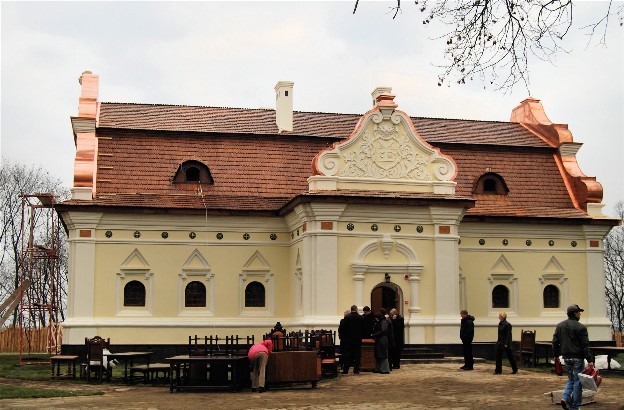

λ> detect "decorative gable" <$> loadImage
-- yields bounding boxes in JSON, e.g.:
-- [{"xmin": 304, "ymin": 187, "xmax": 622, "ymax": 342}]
[{"xmin": 309, "ymin": 91, "xmax": 457, "ymax": 194}]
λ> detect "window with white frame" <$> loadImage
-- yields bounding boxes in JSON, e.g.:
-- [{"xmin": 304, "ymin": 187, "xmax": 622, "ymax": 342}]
[
  {"xmin": 116, "ymin": 249, "xmax": 153, "ymax": 316},
  {"xmin": 239, "ymin": 251, "xmax": 274, "ymax": 316},
  {"xmin": 178, "ymin": 249, "xmax": 214, "ymax": 316},
  {"xmin": 487, "ymin": 273, "xmax": 518, "ymax": 316}
]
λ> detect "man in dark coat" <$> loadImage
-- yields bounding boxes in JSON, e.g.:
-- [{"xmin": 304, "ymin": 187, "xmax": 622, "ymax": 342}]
[
  {"xmin": 390, "ymin": 308, "xmax": 405, "ymax": 369},
  {"xmin": 361, "ymin": 306, "xmax": 375, "ymax": 338},
  {"xmin": 460, "ymin": 309, "xmax": 475, "ymax": 370},
  {"xmin": 341, "ymin": 305, "xmax": 364, "ymax": 374},
  {"xmin": 494, "ymin": 311, "xmax": 518, "ymax": 374},
  {"xmin": 552, "ymin": 304, "xmax": 594, "ymax": 410}
]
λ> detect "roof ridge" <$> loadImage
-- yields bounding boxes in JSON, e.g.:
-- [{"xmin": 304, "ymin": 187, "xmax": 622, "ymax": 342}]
[{"xmin": 101, "ymin": 102, "xmax": 512, "ymax": 124}]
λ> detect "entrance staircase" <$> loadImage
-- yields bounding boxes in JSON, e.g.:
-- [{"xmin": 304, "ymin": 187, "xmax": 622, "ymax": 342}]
[{"xmin": 400, "ymin": 346, "xmax": 485, "ymax": 365}]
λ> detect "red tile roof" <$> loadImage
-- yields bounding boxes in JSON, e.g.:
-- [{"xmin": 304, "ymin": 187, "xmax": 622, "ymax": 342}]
[{"xmin": 58, "ymin": 102, "xmax": 594, "ymax": 220}]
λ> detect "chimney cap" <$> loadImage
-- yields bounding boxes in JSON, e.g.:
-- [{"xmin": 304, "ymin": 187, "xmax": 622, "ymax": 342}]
[{"xmin": 274, "ymin": 81, "xmax": 294, "ymax": 91}]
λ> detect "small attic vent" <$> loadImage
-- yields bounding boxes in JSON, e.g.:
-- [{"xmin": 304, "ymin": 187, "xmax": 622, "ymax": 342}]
[
  {"xmin": 174, "ymin": 160, "xmax": 213, "ymax": 184},
  {"xmin": 473, "ymin": 172, "xmax": 508, "ymax": 195}
]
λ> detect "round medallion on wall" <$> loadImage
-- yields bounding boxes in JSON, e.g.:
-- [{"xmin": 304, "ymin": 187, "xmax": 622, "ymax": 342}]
[
  {"xmin": 216, "ymin": 233, "xmax": 223, "ymax": 240},
  {"xmin": 548, "ymin": 240, "xmax": 554, "ymax": 246},
  {"xmin": 394, "ymin": 225, "xmax": 401, "ymax": 232},
  {"xmin": 105, "ymin": 230, "xmax": 113, "ymax": 238},
  {"xmin": 133, "ymin": 231, "xmax": 141, "ymax": 238},
  {"xmin": 571, "ymin": 240, "xmax": 577, "ymax": 247},
  {"xmin": 243, "ymin": 233, "xmax": 250, "ymax": 240},
  {"xmin": 479, "ymin": 239, "xmax": 485, "ymax": 245},
  {"xmin": 371, "ymin": 224, "xmax": 378, "ymax": 232},
  {"xmin": 161, "ymin": 232, "xmax": 169, "ymax": 239},
  {"xmin": 270, "ymin": 233, "xmax": 277, "ymax": 240},
  {"xmin": 347, "ymin": 223, "xmax": 354, "ymax": 231},
  {"xmin": 416, "ymin": 225, "xmax": 424, "ymax": 233},
  {"xmin": 526, "ymin": 240, "xmax": 532, "ymax": 246},
  {"xmin": 502, "ymin": 239, "xmax": 508, "ymax": 246},
  {"xmin": 189, "ymin": 232, "xmax": 196, "ymax": 239}
]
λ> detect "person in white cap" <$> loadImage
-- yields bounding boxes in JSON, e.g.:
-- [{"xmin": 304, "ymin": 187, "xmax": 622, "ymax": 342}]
[{"xmin": 552, "ymin": 304, "xmax": 594, "ymax": 410}]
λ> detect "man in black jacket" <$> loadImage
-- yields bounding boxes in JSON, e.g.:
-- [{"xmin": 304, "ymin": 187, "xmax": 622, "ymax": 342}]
[
  {"xmin": 494, "ymin": 311, "xmax": 518, "ymax": 374},
  {"xmin": 341, "ymin": 305, "xmax": 364, "ymax": 374},
  {"xmin": 552, "ymin": 304, "xmax": 594, "ymax": 410},
  {"xmin": 460, "ymin": 309, "xmax": 475, "ymax": 370},
  {"xmin": 390, "ymin": 308, "xmax": 405, "ymax": 369}
]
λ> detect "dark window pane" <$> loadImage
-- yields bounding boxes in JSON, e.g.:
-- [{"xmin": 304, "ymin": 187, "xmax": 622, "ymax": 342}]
[
  {"xmin": 543, "ymin": 285, "xmax": 560, "ymax": 308},
  {"xmin": 245, "ymin": 281, "xmax": 265, "ymax": 307},
  {"xmin": 185, "ymin": 281, "xmax": 206, "ymax": 307},
  {"xmin": 185, "ymin": 167, "xmax": 200, "ymax": 182},
  {"xmin": 124, "ymin": 280, "xmax": 145, "ymax": 306},
  {"xmin": 492, "ymin": 285, "xmax": 509, "ymax": 308},
  {"xmin": 483, "ymin": 178, "xmax": 497, "ymax": 192}
]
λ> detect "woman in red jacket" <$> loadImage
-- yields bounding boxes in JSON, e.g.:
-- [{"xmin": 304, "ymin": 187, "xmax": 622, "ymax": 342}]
[{"xmin": 248, "ymin": 339, "xmax": 273, "ymax": 392}]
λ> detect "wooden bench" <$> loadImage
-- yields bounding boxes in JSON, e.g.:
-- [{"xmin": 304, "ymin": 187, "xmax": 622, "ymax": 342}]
[
  {"xmin": 130, "ymin": 363, "xmax": 170, "ymax": 383},
  {"xmin": 51, "ymin": 355, "xmax": 79, "ymax": 379}
]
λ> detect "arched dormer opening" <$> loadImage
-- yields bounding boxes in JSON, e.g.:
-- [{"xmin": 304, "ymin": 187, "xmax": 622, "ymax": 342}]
[
  {"xmin": 173, "ymin": 160, "xmax": 213, "ymax": 185},
  {"xmin": 473, "ymin": 172, "xmax": 509, "ymax": 195}
]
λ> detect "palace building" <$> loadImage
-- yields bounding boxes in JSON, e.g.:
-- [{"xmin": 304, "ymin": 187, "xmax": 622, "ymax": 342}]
[{"xmin": 57, "ymin": 72, "xmax": 617, "ymax": 348}]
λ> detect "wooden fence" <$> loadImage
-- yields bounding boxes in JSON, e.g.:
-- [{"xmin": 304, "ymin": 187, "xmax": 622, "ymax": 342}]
[{"xmin": 0, "ymin": 326, "xmax": 59, "ymax": 352}]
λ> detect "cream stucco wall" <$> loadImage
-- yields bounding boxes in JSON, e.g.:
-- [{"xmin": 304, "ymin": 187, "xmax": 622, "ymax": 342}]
[{"xmin": 61, "ymin": 206, "xmax": 612, "ymax": 346}]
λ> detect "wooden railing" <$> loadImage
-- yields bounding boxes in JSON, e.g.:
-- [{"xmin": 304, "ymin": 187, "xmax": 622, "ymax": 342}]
[{"xmin": 0, "ymin": 326, "xmax": 59, "ymax": 352}]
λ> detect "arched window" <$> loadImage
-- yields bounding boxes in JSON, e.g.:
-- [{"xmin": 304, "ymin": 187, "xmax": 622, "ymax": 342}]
[
  {"xmin": 185, "ymin": 281, "xmax": 206, "ymax": 307},
  {"xmin": 245, "ymin": 281, "xmax": 265, "ymax": 307},
  {"xmin": 124, "ymin": 280, "xmax": 146, "ymax": 307},
  {"xmin": 492, "ymin": 284, "xmax": 509, "ymax": 308},
  {"xmin": 474, "ymin": 173, "xmax": 509, "ymax": 195},
  {"xmin": 543, "ymin": 285, "xmax": 560, "ymax": 308},
  {"xmin": 173, "ymin": 160, "xmax": 213, "ymax": 184}
]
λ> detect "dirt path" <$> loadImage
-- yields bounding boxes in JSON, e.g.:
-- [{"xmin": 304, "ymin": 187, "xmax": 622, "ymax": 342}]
[{"xmin": 1, "ymin": 363, "xmax": 623, "ymax": 409}]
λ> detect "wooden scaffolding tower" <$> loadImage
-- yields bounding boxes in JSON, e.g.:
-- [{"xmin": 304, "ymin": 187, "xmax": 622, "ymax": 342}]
[{"xmin": 18, "ymin": 193, "xmax": 62, "ymax": 364}]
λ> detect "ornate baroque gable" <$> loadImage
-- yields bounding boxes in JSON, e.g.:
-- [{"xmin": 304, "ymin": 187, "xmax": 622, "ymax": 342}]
[{"xmin": 309, "ymin": 91, "xmax": 457, "ymax": 194}]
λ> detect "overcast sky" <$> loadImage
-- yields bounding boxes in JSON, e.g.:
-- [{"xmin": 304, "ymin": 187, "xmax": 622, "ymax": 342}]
[{"xmin": 1, "ymin": 1, "xmax": 622, "ymax": 216}]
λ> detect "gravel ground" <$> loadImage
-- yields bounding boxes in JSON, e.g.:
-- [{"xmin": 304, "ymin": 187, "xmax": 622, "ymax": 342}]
[{"xmin": 1, "ymin": 363, "xmax": 623, "ymax": 409}]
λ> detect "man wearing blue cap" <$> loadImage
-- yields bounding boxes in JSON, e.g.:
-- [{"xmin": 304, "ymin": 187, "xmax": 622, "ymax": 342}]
[{"xmin": 552, "ymin": 304, "xmax": 594, "ymax": 410}]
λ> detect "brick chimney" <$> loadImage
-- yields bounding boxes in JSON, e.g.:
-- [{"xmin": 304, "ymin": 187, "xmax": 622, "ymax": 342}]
[{"xmin": 274, "ymin": 81, "xmax": 293, "ymax": 132}]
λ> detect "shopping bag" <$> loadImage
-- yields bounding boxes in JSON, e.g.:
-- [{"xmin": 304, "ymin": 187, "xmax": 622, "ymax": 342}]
[{"xmin": 582, "ymin": 366, "xmax": 602, "ymax": 388}]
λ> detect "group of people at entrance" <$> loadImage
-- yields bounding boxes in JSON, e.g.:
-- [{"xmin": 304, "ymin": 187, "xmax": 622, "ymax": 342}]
[
  {"xmin": 461, "ymin": 305, "xmax": 593, "ymax": 410},
  {"xmin": 338, "ymin": 305, "xmax": 404, "ymax": 374}
]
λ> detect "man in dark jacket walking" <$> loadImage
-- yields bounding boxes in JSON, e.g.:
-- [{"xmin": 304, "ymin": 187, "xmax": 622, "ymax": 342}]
[
  {"xmin": 552, "ymin": 304, "xmax": 594, "ymax": 410},
  {"xmin": 494, "ymin": 311, "xmax": 518, "ymax": 374},
  {"xmin": 460, "ymin": 309, "xmax": 475, "ymax": 370},
  {"xmin": 341, "ymin": 305, "xmax": 364, "ymax": 374}
]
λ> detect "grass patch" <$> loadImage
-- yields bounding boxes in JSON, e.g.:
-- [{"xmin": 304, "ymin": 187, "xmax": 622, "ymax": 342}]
[
  {"xmin": 0, "ymin": 385, "xmax": 103, "ymax": 399},
  {"xmin": 0, "ymin": 354, "xmax": 106, "ymax": 399},
  {"xmin": 0, "ymin": 354, "xmax": 53, "ymax": 381}
]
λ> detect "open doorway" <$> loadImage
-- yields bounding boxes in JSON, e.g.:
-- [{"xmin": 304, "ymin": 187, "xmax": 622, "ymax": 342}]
[{"xmin": 371, "ymin": 282, "xmax": 403, "ymax": 315}]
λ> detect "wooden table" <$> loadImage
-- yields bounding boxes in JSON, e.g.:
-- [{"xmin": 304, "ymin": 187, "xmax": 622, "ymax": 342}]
[
  {"xmin": 590, "ymin": 346, "xmax": 624, "ymax": 370},
  {"xmin": 50, "ymin": 355, "xmax": 79, "ymax": 379},
  {"xmin": 534, "ymin": 342, "xmax": 553, "ymax": 366},
  {"xmin": 105, "ymin": 351, "xmax": 153, "ymax": 382},
  {"xmin": 166, "ymin": 355, "xmax": 250, "ymax": 392},
  {"xmin": 266, "ymin": 350, "xmax": 320, "ymax": 388}
]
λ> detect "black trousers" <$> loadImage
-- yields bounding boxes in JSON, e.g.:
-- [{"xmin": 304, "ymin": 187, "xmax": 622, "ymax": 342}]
[
  {"xmin": 390, "ymin": 346, "xmax": 403, "ymax": 369},
  {"xmin": 495, "ymin": 343, "xmax": 518, "ymax": 373},
  {"xmin": 342, "ymin": 341, "xmax": 362, "ymax": 373},
  {"xmin": 462, "ymin": 341, "xmax": 473, "ymax": 368}
]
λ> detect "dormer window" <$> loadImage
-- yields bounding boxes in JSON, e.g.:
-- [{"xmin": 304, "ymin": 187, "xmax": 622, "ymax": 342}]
[
  {"xmin": 473, "ymin": 172, "xmax": 508, "ymax": 195},
  {"xmin": 173, "ymin": 160, "xmax": 213, "ymax": 185}
]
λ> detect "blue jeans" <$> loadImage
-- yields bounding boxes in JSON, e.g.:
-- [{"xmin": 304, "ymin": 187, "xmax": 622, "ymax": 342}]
[{"xmin": 563, "ymin": 358, "xmax": 584, "ymax": 409}]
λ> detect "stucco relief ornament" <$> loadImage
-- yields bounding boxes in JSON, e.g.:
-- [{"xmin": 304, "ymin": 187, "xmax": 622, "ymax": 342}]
[{"xmin": 341, "ymin": 122, "xmax": 431, "ymax": 180}]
